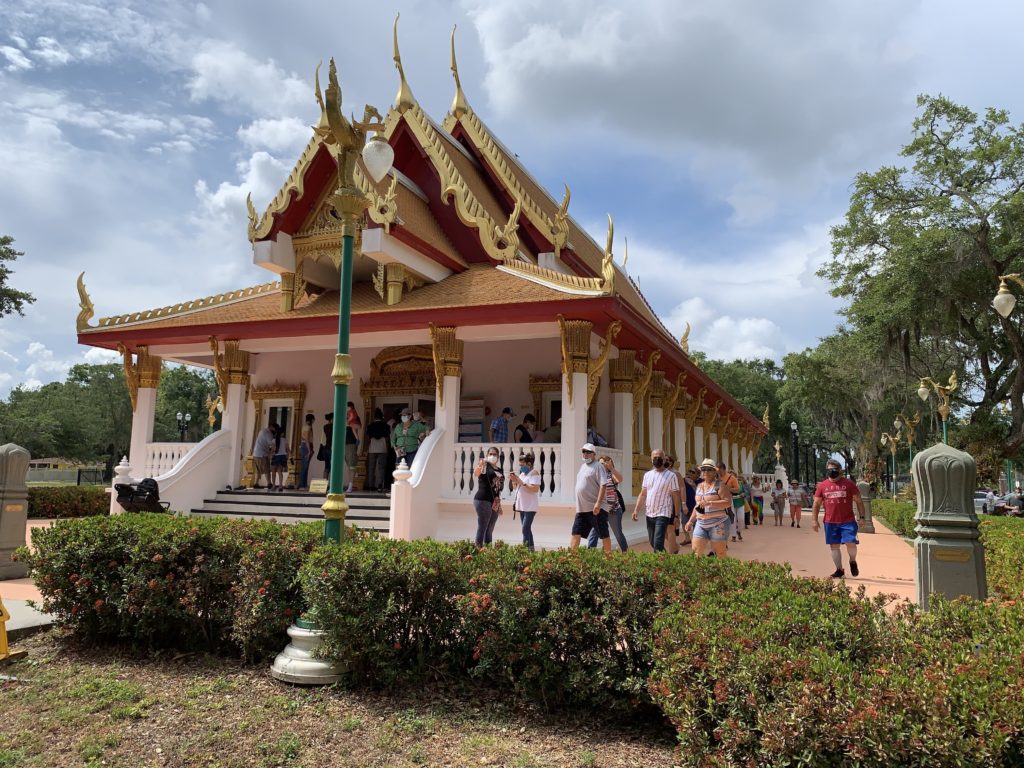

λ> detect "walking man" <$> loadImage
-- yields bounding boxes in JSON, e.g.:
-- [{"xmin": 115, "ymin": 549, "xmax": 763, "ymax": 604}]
[
  {"xmin": 570, "ymin": 442, "xmax": 621, "ymax": 551},
  {"xmin": 632, "ymin": 449, "xmax": 681, "ymax": 552},
  {"xmin": 812, "ymin": 458, "xmax": 866, "ymax": 578}
]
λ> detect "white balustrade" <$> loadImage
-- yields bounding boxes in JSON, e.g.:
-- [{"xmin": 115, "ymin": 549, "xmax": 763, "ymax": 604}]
[
  {"xmin": 143, "ymin": 442, "xmax": 196, "ymax": 478},
  {"xmin": 447, "ymin": 442, "xmax": 562, "ymax": 501}
]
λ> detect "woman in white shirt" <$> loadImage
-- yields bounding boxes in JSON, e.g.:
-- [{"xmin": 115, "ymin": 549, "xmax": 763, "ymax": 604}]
[{"xmin": 510, "ymin": 451, "xmax": 541, "ymax": 551}]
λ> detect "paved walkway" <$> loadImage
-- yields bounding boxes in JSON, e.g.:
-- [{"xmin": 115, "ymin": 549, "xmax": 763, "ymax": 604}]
[
  {"xmin": 636, "ymin": 513, "xmax": 917, "ymax": 602},
  {"xmin": 1, "ymin": 521, "xmax": 54, "ymax": 637}
]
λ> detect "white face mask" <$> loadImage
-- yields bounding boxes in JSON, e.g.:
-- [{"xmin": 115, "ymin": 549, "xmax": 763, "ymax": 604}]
[
  {"xmin": 401, "ymin": 415, "xmax": 410, "ymax": 423},
  {"xmin": 583, "ymin": 457, "xmax": 594, "ymax": 465},
  {"xmin": 486, "ymin": 455, "xmax": 499, "ymax": 465}
]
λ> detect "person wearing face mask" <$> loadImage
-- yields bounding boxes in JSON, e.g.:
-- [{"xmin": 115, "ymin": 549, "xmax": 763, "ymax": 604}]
[
  {"xmin": 632, "ymin": 449, "xmax": 681, "ymax": 552},
  {"xmin": 510, "ymin": 451, "xmax": 541, "ymax": 550},
  {"xmin": 770, "ymin": 479, "xmax": 787, "ymax": 526},
  {"xmin": 570, "ymin": 442, "xmax": 621, "ymax": 551},
  {"xmin": 392, "ymin": 407, "xmax": 427, "ymax": 468},
  {"xmin": 472, "ymin": 447, "xmax": 505, "ymax": 547},
  {"xmin": 812, "ymin": 458, "xmax": 865, "ymax": 578}
]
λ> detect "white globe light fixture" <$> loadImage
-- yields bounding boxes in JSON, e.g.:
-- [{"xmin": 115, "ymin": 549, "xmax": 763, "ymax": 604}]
[
  {"xmin": 361, "ymin": 134, "xmax": 395, "ymax": 184},
  {"xmin": 993, "ymin": 278, "xmax": 1017, "ymax": 318},
  {"xmin": 917, "ymin": 381, "xmax": 931, "ymax": 402}
]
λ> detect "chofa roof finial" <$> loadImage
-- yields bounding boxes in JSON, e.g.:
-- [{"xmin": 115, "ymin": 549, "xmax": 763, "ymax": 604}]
[
  {"xmin": 450, "ymin": 25, "xmax": 469, "ymax": 119},
  {"xmin": 393, "ymin": 14, "xmax": 416, "ymax": 114}
]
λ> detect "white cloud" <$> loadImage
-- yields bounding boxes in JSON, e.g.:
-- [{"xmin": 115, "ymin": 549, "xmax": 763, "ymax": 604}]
[
  {"xmin": 188, "ymin": 41, "xmax": 310, "ymax": 117},
  {"xmin": 0, "ymin": 349, "xmax": 18, "ymax": 365},
  {"xmin": 26, "ymin": 341, "xmax": 50, "ymax": 358},
  {"xmin": 238, "ymin": 116, "xmax": 311, "ymax": 155},
  {"xmin": 32, "ymin": 36, "xmax": 72, "ymax": 66},
  {"xmin": 83, "ymin": 347, "xmax": 119, "ymax": 364},
  {"xmin": 1, "ymin": 46, "xmax": 32, "ymax": 71}
]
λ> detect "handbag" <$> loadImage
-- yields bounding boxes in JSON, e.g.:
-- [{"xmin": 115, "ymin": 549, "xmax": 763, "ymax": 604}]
[{"xmin": 316, "ymin": 444, "xmax": 326, "ymax": 461}]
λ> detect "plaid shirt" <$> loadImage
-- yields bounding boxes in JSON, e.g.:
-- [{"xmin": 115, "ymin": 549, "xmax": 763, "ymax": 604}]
[{"xmin": 490, "ymin": 416, "xmax": 508, "ymax": 443}]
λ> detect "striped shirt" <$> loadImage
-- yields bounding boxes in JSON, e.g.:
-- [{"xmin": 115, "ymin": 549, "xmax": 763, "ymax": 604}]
[{"xmin": 641, "ymin": 468, "xmax": 679, "ymax": 518}]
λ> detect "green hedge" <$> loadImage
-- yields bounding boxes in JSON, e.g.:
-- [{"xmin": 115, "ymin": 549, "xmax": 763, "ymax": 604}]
[
  {"xmin": 19, "ymin": 515, "xmax": 1024, "ymax": 764},
  {"xmin": 874, "ymin": 500, "xmax": 1024, "ymax": 599},
  {"xmin": 18, "ymin": 514, "xmax": 323, "ymax": 660},
  {"xmin": 28, "ymin": 485, "xmax": 109, "ymax": 519}
]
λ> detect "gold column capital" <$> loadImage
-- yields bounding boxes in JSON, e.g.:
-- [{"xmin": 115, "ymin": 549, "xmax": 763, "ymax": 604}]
[
  {"xmin": 118, "ymin": 343, "xmax": 162, "ymax": 412},
  {"xmin": 649, "ymin": 370, "xmax": 667, "ymax": 408},
  {"xmin": 557, "ymin": 315, "xmax": 593, "ymax": 405},
  {"xmin": 429, "ymin": 324, "xmax": 464, "ymax": 407},
  {"xmin": 587, "ymin": 320, "xmax": 621, "ymax": 406},
  {"xmin": 609, "ymin": 349, "xmax": 636, "ymax": 394}
]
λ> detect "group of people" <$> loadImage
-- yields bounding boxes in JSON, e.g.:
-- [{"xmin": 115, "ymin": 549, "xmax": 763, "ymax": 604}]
[
  {"xmin": 470, "ymin": 441, "xmax": 867, "ymax": 579},
  {"xmin": 251, "ymin": 402, "xmax": 432, "ymax": 493}
]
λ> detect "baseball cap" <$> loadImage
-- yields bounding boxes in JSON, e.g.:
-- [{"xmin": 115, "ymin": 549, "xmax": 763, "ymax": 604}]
[{"xmin": 581, "ymin": 442, "xmax": 596, "ymax": 453}]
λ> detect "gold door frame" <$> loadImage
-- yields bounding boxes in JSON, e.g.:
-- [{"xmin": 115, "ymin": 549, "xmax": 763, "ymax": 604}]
[{"xmin": 243, "ymin": 383, "xmax": 306, "ymax": 488}]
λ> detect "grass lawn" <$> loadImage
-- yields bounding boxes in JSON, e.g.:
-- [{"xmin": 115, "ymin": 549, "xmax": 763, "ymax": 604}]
[{"xmin": 0, "ymin": 630, "xmax": 677, "ymax": 768}]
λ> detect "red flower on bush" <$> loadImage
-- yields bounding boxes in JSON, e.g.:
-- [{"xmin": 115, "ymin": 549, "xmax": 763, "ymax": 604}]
[
  {"xmin": 148, "ymin": 579, "xmax": 158, "ymax": 590},
  {"xmin": 152, "ymin": 554, "xmax": 164, "ymax": 562},
  {"xmin": 94, "ymin": 599, "xmax": 105, "ymax": 609}
]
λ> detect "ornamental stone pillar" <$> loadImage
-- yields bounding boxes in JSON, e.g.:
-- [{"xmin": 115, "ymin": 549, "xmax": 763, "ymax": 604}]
[
  {"xmin": 731, "ymin": 440, "xmax": 740, "ymax": 475},
  {"xmin": 609, "ymin": 350, "xmax": 635, "ymax": 498},
  {"xmin": 558, "ymin": 317, "xmax": 592, "ymax": 501},
  {"xmin": 119, "ymin": 343, "xmax": 162, "ymax": 477},
  {"xmin": 211, "ymin": 338, "xmax": 251, "ymax": 489},
  {"xmin": 856, "ymin": 477, "xmax": 876, "ymax": 534},
  {"xmin": 912, "ymin": 443, "xmax": 987, "ymax": 609},
  {"xmin": 0, "ymin": 443, "xmax": 29, "ymax": 579}
]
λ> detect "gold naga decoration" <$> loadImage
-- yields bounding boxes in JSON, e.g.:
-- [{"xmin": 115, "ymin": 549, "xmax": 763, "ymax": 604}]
[
  {"xmin": 601, "ymin": 214, "xmax": 615, "ymax": 296},
  {"xmin": 774, "ymin": 439, "xmax": 783, "ymax": 463},
  {"xmin": 662, "ymin": 372, "xmax": 687, "ymax": 447},
  {"xmin": 587, "ymin": 320, "xmax": 622, "ymax": 407},
  {"xmin": 632, "ymin": 350, "xmax": 662, "ymax": 405},
  {"xmin": 762, "ymin": 403, "xmax": 770, "ymax": 432},
  {"xmin": 205, "ymin": 394, "xmax": 222, "ymax": 428},
  {"xmin": 920, "ymin": 373, "xmax": 958, "ymax": 422},
  {"xmin": 553, "ymin": 184, "xmax": 571, "ymax": 260},
  {"xmin": 428, "ymin": 324, "xmax": 464, "ymax": 408},
  {"xmin": 679, "ymin": 322, "xmax": 691, "ymax": 355},
  {"xmin": 116, "ymin": 343, "xmax": 162, "ymax": 412},
  {"xmin": 684, "ymin": 386, "xmax": 707, "ymax": 426},
  {"xmin": 209, "ymin": 337, "xmax": 250, "ymax": 409},
  {"xmin": 76, "ymin": 272, "xmax": 94, "ymax": 332},
  {"xmin": 210, "ymin": 336, "xmax": 229, "ymax": 408}
]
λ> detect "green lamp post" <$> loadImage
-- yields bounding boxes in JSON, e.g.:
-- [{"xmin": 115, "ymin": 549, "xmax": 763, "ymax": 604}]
[
  {"xmin": 315, "ymin": 59, "xmax": 395, "ymax": 543},
  {"xmin": 918, "ymin": 375, "xmax": 957, "ymax": 445}
]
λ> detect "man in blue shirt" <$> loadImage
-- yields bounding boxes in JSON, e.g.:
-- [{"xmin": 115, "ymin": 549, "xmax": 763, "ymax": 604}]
[{"xmin": 488, "ymin": 406, "xmax": 514, "ymax": 443}]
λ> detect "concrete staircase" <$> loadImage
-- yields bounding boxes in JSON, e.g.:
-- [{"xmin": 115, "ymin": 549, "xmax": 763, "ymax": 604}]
[{"xmin": 190, "ymin": 489, "xmax": 391, "ymax": 533}]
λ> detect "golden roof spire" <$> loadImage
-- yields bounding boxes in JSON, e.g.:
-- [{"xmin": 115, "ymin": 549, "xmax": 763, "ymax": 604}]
[
  {"xmin": 450, "ymin": 25, "xmax": 469, "ymax": 119},
  {"xmin": 622, "ymin": 236, "xmax": 629, "ymax": 269},
  {"xmin": 393, "ymin": 14, "xmax": 416, "ymax": 114},
  {"xmin": 312, "ymin": 61, "xmax": 332, "ymax": 142}
]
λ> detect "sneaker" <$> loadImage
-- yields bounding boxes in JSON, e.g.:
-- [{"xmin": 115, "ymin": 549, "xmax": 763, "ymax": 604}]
[
  {"xmin": 797, "ymin": 524, "xmax": 800, "ymax": 528},
  {"xmin": 731, "ymin": 536, "xmax": 736, "ymax": 542},
  {"xmin": 850, "ymin": 561, "xmax": 859, "ymax": 577},
  {"xmin": 830, "ymin": 568, "xmax": 845, "ymax": 578},
  {"xmin": 791, "ymin": 521, "xmax": 795, "ymax": 527}
]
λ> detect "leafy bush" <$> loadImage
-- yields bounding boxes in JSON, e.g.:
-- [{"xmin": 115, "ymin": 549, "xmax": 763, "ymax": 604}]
[
  {"xmin": 28, "ymin": 485, "xmax": 109, "ymax": 519},
  {"xmin": 874, "ymin": 500, "xmax": 1024, "ymax": 599},
  {"xmin": 18, "ymin": 514, "xmax": 322, "ymax": 658},
  {"xmin": 649, "ymin": 584, "xmax": 1024, "ymax": 767},
  {"xmin": 873, "ymin": 498, "xmax": 916, "ymax": 537}
]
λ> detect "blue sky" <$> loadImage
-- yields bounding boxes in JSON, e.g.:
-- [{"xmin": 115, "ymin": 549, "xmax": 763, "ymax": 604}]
[{"xmin": 1, "ymin": 0, "xmax": 1023, "ymax": 395}]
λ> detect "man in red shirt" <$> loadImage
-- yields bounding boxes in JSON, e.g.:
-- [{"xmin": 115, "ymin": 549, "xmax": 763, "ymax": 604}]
[{"xmin": 812, "ymin": 458, "xmax": 866, "ymax": 578}]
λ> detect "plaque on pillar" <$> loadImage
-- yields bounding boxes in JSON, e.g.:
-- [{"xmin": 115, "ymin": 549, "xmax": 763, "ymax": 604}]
[
  {"xmin": 0, "ymin": 443, "xmax": 30, "ymax": 580},
  {"xmin": 912, "ymin": 443, "xmax": 987, "ymax": 609}
]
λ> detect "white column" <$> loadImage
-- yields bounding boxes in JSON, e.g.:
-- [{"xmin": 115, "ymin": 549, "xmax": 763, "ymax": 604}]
[
  {"xmin": 692, "ymin": 425, "xmax": 705, "ymax": 463},
  {"xmin": 649, "ymin": 405, "xmax": 664, "ymax": 453},
  {"xmin": 732, "ymin": 441, "xmax": 740, "ymax": 474},
  {"xmin": 559, "ymin": 371, "xmax": 589, "ymax": 501},
  {"xmin": 612, "ymin": 389, "xmax": 635, "ymax": 498},
  {"xmin": 220, "ymin": 381, "xmax": 249, "ymax": 489},
  {"xmin": 674, "ymin": 415, "xmax": 686, "ymax": 468},
  {"xmin": 128, "ymin": 387, "xmax": 158, "ymax": 475},
  {"xmin": 708, "ymin": 430, "xmax": 719, "ymax": 465},
  {"xmin": 431, "ymin": 374, "xmax": 460, "ymax": 511}
]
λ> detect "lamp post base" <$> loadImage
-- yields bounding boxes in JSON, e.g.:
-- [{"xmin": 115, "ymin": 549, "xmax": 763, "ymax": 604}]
[{"xmin": 270, "ymin": 623, "xmax": 342, "ymax": 685}]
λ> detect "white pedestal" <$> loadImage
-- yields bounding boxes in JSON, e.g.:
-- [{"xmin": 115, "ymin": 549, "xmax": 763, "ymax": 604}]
[{"xmin": 270, "ymin": 624, "xmax": 343, "ymax": 685}]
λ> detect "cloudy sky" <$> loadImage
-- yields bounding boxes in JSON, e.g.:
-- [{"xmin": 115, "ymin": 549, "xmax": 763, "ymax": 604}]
[{"xmin": 1, "ymin": 0, "xmax": 1022, "ymax": 395}]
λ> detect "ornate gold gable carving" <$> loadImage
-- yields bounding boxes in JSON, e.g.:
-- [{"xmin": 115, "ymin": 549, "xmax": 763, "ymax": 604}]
[
  {"xmin": 76, "ymin": 273, "xmax": 94, "ymax": 333},
  {"xmin": 359, "ymin": 345, "xmax": 436, "ymax": 398},
  {"xmin": 429, "ymin": 324, "xmax": 463, "ymax": 407},
  {"xmin": 373, "ymin": 262, "xmax": 425, "ymax": 306}
]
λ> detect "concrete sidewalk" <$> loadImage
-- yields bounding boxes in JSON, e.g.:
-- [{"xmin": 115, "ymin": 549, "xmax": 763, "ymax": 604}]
[
  {"xmin": 1, "ymin": 520, "xmax": 52, "ymax": 639},
  {"xmin": 637, "ymin": 513, "xmax": 917, "ymax": 602}
]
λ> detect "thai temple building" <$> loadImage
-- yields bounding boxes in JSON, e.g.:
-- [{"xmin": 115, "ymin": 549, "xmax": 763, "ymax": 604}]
[{"xmin": 76, "ymin": 29, "xmax": 767, "ymax": 548}]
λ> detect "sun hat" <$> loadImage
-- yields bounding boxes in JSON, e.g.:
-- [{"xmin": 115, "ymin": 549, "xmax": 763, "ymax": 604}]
[{"xmin": 699, "ymin": 458, "xmax": 717, "ymax": 471}]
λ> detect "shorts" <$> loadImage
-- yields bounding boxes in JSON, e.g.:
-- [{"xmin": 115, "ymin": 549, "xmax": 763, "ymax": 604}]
[
  {"xmin": 692, "ymin": 516, "xmax": 730, "ymax": 542},
  {"xmin": 572, "ymin": 510, "xmax": 609, "ymax": 539},
  {"xmin": 824, "ymin": 521, "xmax": 859, "ymax": 545},
  {"xmin": 271, "ymin": 455, "xmax": 288, "ymax": 468},
  {"xmin": 253, "ymin": 456, "xmax": 270, "ymax": 474}
]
